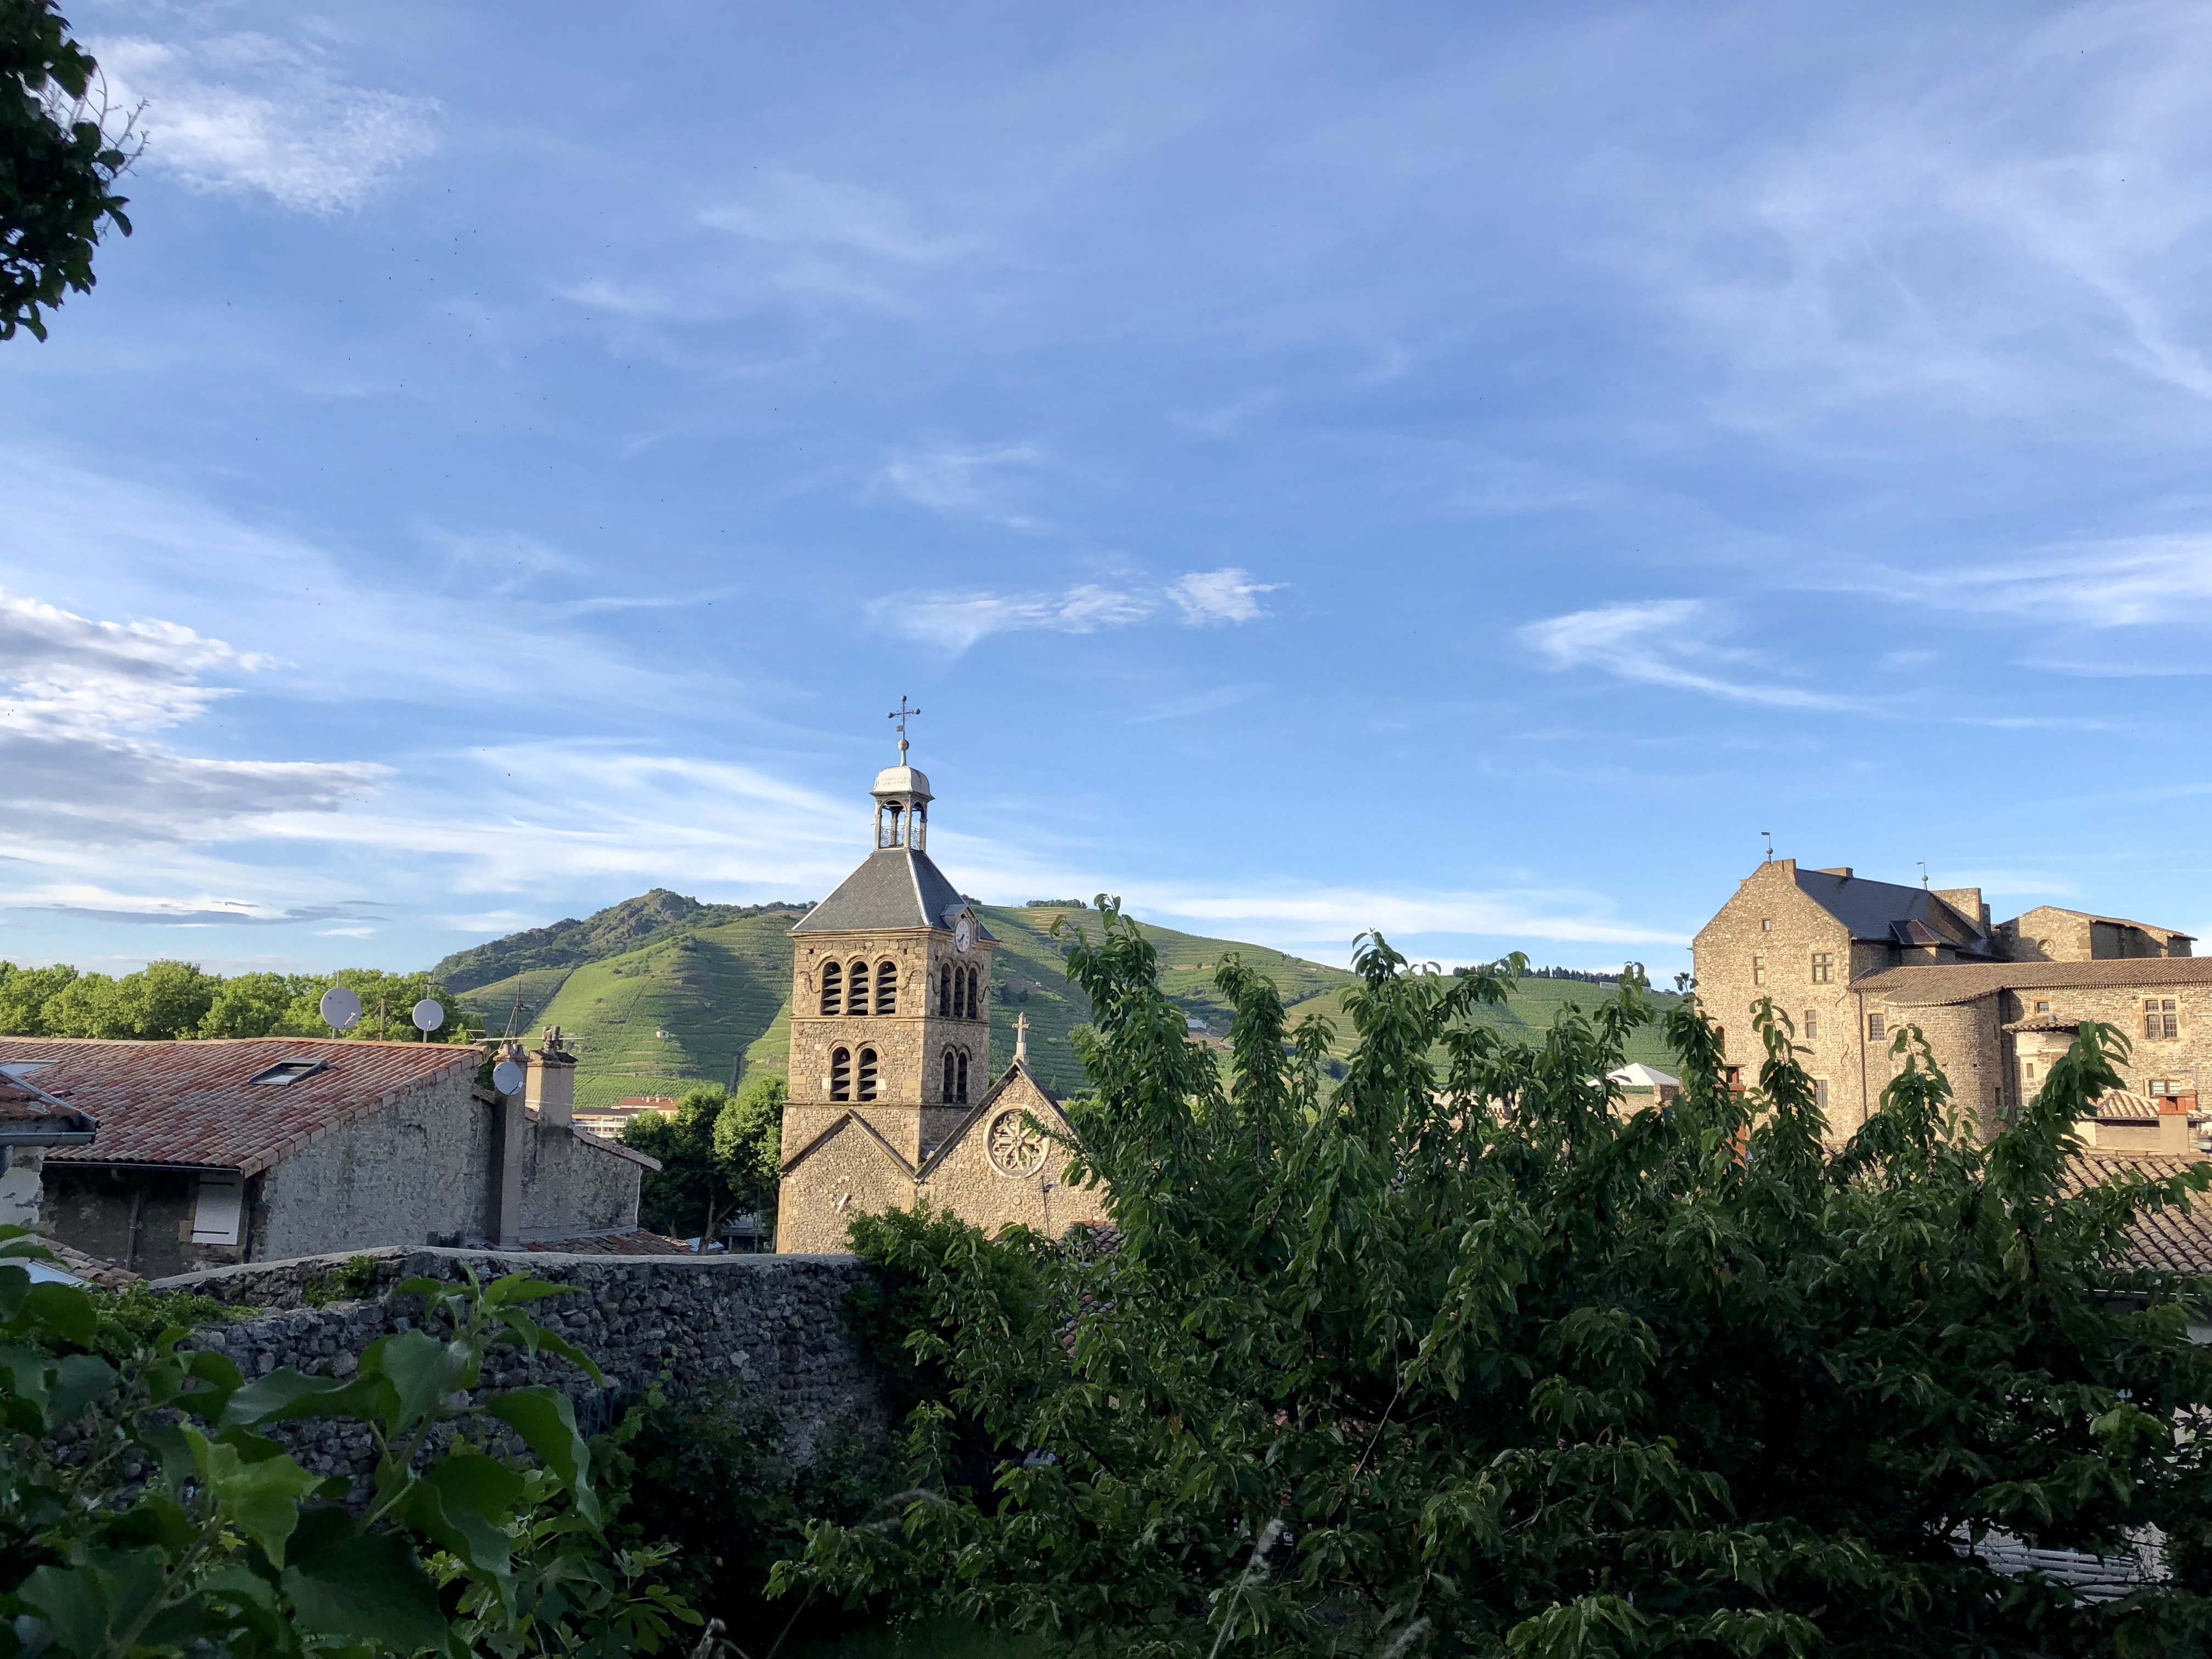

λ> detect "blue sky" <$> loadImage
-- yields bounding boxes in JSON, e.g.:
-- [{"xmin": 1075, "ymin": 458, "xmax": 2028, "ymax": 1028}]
[{"xmin": 4, "ymin": 0, "xmax": 2210, "ymax": 983}]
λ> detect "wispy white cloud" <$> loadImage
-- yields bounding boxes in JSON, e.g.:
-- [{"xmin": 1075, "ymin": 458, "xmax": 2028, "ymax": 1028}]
[
  {"xmin": 99, "ymin": 32, "xmax": 439, "ymax": 213},
  {"xmin": 1519, "ymin": 600, "xmax": 1863, "ymax": 711},
  {"xmin": 1633, "ymin": 3, "xmax": 2212, "ymax": 429},
  {"xmin": 876, "ymin": 568, "xmax": 1280, "ymax": 652},
  {"xmin": 0, "ymin": 588, "xmax": 382, "ymax": 845},
  {"xmin": 1853, "ymin": 533, "xmax": 2212, "ymax": 629},
  {"xmin": 699, "ymin": 172, "xmax": 979, "ymax": 264},
  {"xmin": 1135, "ymin": 883, "xmax": 1689, "ymax": 953},
  {"xmin": 875, "ymin": 441, "xmax": 1046, "ymax": 528}
]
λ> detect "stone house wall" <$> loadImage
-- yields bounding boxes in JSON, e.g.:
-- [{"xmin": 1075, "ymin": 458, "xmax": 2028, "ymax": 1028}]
[
  {"xmin": 154, "ymin": 1245, "xmax": 889, "ymax": 1484},
  {"xmin": 512, "ymin": 1119, "xmax": 646, "ymax": 1243},
  {"xmin": 257, "ymin": 1069, "xmax": 492, "ymax": 1259},
  {"xmin": 1692, "ymin": 861, "xmax": 1874, "ymax": 1132}
]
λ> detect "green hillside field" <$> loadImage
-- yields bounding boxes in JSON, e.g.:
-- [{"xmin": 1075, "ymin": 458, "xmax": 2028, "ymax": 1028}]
[{"xmin": 451, "ymin": 894, "xmax": 1681, "ymax": 1110}]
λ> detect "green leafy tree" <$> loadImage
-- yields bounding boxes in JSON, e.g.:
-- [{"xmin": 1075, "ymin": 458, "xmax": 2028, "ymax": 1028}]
[
  {"xmin": 782, "ymin": 901, "xmax": 2212, "ymax": 1657},
  {"xmin": 625, "ymin": 1085, "xmax": 765, "ymax": 1248},
  {"xmin": 0, "ymin": 960, "xmax": 76, "ymax": 1034},
  {"xmin": 275, "ymin": 969, "xmax": 467, "ymax": 1042},
  {"xmin": 36, "ymin": 969, "xmax": 125, "ymax": 1037},
  {"xmin": 35, "ymin": 961, "xmax": 219, "ymax": 1040},
  {"xmin": 1, "ymin": 0, "xmax": 139, "ymax": 341},
  {"xmin": 715, "ymin": 1072, "xmax": 787, "ymax": 1235},
  {"xmin": 0, "ymin": 1228, "xmax": 699, "ymax": 1656},
  {"xmin": 198, "ymin": 972, "xmax": 300, "ymax": 1039}
]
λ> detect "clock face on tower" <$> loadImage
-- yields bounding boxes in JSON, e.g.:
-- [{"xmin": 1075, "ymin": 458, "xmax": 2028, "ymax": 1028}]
[{"xmin": 955, "ymin": 917, "xmax": 973, "ymax": 953}]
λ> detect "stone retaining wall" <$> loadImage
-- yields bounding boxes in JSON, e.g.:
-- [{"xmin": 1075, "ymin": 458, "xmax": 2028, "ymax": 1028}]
[{"xmin": 151, "ymin": 1246, "xmax": 889, "ymax": 1488}]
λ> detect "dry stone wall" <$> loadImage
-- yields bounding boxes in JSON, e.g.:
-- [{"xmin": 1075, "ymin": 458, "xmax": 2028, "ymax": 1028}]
[{"xmin": 153, "ymin": 1246, "xmax": 889, "ymax": 1487}]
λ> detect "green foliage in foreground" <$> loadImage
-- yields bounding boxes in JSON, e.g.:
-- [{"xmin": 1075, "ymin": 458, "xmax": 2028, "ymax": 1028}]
[
  {"xmin": 0, "ymin": 961, "xmax": 469, "ymax": 1043},
  {"xmin": 783, "ymin": 904, "xmax": 2212, "ymax": 1657},
  {"xmin": 0, "ymin": 1232, "xmax": 698, "ymax": 1657},
  {"xmin": 1, "ymin": 0, "xmax": 136, "ymax": 342}
]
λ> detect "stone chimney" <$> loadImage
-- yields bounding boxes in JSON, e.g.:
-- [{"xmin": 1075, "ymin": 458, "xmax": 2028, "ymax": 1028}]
[
  {"xmin": 526, "ymin": 1027, "xmax": 577, "ymax": 1127},
  {"xmin": 1934, "ymin": 888, "xmax": 1989, "ymax": 933}
]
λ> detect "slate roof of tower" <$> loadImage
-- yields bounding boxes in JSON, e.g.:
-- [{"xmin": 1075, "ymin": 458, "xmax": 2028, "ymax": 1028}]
[
  {"xmin": 0, "ymin": 1037, "xmax": 477, "ymax": 1175},
  {"xmin": 791, "ymin": 846, "xmax": 994, "ymax": 938},
  {"xmin": 1792, "ymin": 868, "xmax": 1992, "ymax": 950}
]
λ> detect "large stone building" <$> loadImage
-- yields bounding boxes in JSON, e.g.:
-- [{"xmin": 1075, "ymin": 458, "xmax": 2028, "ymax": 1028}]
[
  {"xmin": 776, "ymin": 751, "xmax": 1108, "ymax": 1254},
  {"xmin": 1692, "ymin": 859, "xmax": 2211, "ymax": 1143}
]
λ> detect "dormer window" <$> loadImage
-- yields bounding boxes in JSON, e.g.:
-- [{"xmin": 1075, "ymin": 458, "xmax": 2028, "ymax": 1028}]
[{"xmin": 248, "ymin": 1059, "xmax": 329, "ymax": 1087}]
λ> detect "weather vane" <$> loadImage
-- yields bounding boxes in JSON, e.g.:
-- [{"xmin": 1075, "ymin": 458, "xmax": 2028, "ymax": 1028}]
[{"xmin": 888, "ymin": 696, "xmax": 921, "ymax": 764}]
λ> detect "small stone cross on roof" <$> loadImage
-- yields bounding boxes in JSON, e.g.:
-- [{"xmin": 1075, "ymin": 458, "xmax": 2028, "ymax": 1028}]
[{"xmin": 1014, "ymin": 1012, "xmax": 1029, "ymax": 1063}]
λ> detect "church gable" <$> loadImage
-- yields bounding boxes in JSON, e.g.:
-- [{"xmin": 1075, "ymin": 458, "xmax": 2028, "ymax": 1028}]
[{"xmin": 776, "ymin": 1112, "xmax": 918, "ymax": 1255}]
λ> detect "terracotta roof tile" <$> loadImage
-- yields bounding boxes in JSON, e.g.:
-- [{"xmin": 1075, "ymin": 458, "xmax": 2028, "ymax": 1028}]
[
  {"xmin": 1857, "ymin": 957, "xmax": 2212, "ymax": 1007},
  {"xmin": 0, "ymin": 1037, "xmax": 478, "ymax": 1176},
  {"xmin": 521, "ymin": 1228, "xmax": 694, "ymax": 1256},
  {"xmin": 2068, "ymin": 1151, "xmax": 2212, "ymax": 1277}
]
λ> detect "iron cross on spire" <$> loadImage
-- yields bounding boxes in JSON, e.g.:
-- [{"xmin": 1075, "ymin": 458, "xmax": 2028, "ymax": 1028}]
[{"xmin": 888, "ymin": 696, "xmax": 922, "ymax": 764}]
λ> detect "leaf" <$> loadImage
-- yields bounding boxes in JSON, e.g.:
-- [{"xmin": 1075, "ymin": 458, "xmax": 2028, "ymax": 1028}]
[
  {"xmin": 363, "ymin": 1329, "xmax": 476, "ymax": 1428},
  {"xmin": 222, "ymin": 1367, "xmax": 400, "ymax": 1429},
  {"xmin": 191, "ymin": 1430, "xmax": 325, "ymax": 1567},
  {"xmin": 281, "ymin": 1511, "xmax": 449, "ymax": 1652},
  {"xmin": 48, "ymin": 1352, "xmax": 118, "ymax": 1423},
  {"xmin": 21, "ymin": 1282, "xmax": 98, "ymax": 1348},
  {"xmin": 482, "ymin": 1273, "xmax": 570, "ymax": 1307},
  {"xmin": 18, "ymin": 1549, "xmax": 167, "ymax": 1658},
  {"xmin": 401, "ymin": 1453, "xmax": 522, "ymax": 1582},
  {"xmin": 488, "ymin": 1387, "xmax": 601, "ymax": 1527},
  {"xmin": 493, "ymin": 1308, "xmax": 606, "ymax": 1384}
]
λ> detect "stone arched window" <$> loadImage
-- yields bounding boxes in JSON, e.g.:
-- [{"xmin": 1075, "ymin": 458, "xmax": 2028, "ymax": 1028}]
[
  {"xmin": 956, "ymin": 1048, "xmax": 969, "ymax": 1103},
  {"xmin": 857, "ymin": 1047, "xmax": 879, "ymax": 1102},
  {"xmin": 819, "ymin": 960, "xmax": 842, "ymax": 1016},
  {"xmin": 830, "ymin": 1047, "xmax": 851, "ymax": 1102},
  {"xmin": 848, "ymin": 960, "xmax": 870, "ymax": 1015},
  {"xmin": 941, "ymin": 1048, "xmax": 957, "ymax": 1102},
  {"xmin": 938, "ymin": 966, "xmax": 951, "ymax": 1017},
  {"xmin": 967, "ymin": 968, "xmax": 981, "ymax": 1018},
  {"xmin": 875, "ymin": 961, "xmax": 898, "ymax": 1014}
]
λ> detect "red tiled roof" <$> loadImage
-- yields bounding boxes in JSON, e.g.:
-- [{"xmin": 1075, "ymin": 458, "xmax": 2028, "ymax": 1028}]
[
  {"xmin": 0, "ymin": 1037, "xmax": 478, "ymax": 1176},
  {"xmin": 1857, "ymin": 956, "xmax": 2212, "ymax": 1007},
  {"xmin": 521, "ymin": 1228, "xmax": 695, "ymax": 1256},
  {"xmin": 2068, "ymin": 1152, "xmax": 2212, "ymax": 1277}
]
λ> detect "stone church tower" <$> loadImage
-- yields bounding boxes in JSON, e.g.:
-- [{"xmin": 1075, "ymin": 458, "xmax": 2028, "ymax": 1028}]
[{"xmin": 775, "ymin": 737, "xmax": 1109, "ymax": 1253}]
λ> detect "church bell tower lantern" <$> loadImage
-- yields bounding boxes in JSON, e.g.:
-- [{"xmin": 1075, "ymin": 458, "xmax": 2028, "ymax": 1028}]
[{"xmin": 873, "ymin": 699, "xmax": 931, "ymax": 850}]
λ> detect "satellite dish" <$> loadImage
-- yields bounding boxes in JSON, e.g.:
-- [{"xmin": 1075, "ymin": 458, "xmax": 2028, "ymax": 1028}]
[
  {"xmin": 492, "ymin": 1059, "xmax": 526, "ymax": 1096},
  {"xmin": 411, "ymin": 998, "xmax": 444, "ymax": 1033},
  {"xmin": 319, "ymin": 986, "xmax": 362, "ymax": 1031}
]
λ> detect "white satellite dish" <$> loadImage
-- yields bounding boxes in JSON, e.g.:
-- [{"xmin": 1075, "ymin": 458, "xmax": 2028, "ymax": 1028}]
[
  {"xmin": 319, "ymin": 986, "xmax": 362, "ymax": 1032},
  {"xmin": 411, "ymin": 998, "xmax": 444, "ymax": 1034},
  {"xmin": 492, "ymin": 1059, "xmax": 526, "ymax": 1096}
]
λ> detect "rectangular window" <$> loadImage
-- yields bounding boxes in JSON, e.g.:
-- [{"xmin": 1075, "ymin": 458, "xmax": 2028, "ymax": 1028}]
[
  {"xmin": 2033, "ymin": 1000, "xmax": 2050, "ymax": 1014},
  {"xmin": 1760, "ymin": 918, "xmax": 1773, "ymax": 932},
  {"xmin": 1752, "ymin": 955, "xmax": 1768, "ymax": 986},
  {"xmin": 2149, "ymin": 1078, "xmax": 2174, "ymax": 1097},
  {"xmin": 1868, "ymin": 1013, "xmax": 1887, "ymax": 1041},
  {"xmin": 2145, "ymin": 997, "xmax": 2179, "ymax": 1040},
  {"xmin": 1811, "ymin": 953, "xmax": 1833, "ymax": 984},
  {"xmin": 1804, "ymin": 1009, "xmax": 1819, "ymax": 1040},
  {"xmin": 1814, "ymin": 1078, "xmax": 1830, "ymax": 1115}
]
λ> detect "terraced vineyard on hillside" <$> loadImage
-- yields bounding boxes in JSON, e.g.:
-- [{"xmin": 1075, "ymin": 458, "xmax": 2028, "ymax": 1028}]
[{"xmin": 445, "ymin": 893, "xmax": 1683, "ymax": 1110}]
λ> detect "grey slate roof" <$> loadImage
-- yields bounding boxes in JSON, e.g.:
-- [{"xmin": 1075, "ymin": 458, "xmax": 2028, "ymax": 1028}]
[
  {"xmin": 791, "ymin": 847, "xmax": 994, "ymax": 938},
  {"xmin": 1793, "ymin": 868, "xmax": 1991, "ymax": 951},
  {"xmin": 1856, "ymin": 956, "xmax": 2212, "ymax": 1007}
]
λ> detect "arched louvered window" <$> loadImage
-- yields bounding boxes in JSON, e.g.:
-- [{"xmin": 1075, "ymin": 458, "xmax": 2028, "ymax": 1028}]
[
  {"xmin": 938, "ymin": 966, "xmax": 950, "ymax": 1017},
  {"xmin": 819, "ymin": 960, "xmax": 842, "ymax": 1016},
  {"xmin": 848, "ymin": 960, "xmax": 870, "ymax": 1015},
  {"xmin": 857, "ymin": 1047, "xmax": 879, "ymax": 1102},
  {"xmin": 830, "ymin": 1047, "xmax": 851, "ymax": 1102},
  {"xmin": 876, "ymin": 961, "xmax": 898, "ymax": 1014},
  {"xmin": 952, "ymin": 967, "xmax": 965, "ymax": 1019},
  {"xmin": 968, "ymin": 968, "xmax": 981, "ymax": 1017},
  {"xmin": 941, "ymin": 1049, "xmax": 957, "ymax": 1102},
  {"xmin": 956, "ymin": 1048, "xmax": 969, "ymax": 1103}
]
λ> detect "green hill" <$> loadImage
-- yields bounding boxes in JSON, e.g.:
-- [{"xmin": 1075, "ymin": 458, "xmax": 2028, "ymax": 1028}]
[{"xmin": 447, "ymin": 893, "xmax": 1682, "ymax": 1110}]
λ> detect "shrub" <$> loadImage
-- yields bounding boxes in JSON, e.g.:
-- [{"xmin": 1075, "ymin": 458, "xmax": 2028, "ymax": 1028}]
[{"xmin": 781, "ymin": 903, "xmax": 2212, "ymax": 1657}]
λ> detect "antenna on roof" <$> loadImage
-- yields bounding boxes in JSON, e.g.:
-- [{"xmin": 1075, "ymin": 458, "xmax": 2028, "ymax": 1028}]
[
  {"xmin": 887, "ymin": 695, "xmax": 921, "ymax": 764},
  {"xmin": 319, "ymin": 985, "xmax": 361, "ymax": 1036},
  {"xmin": 1761, "ymin": 831, "xmax": 1773, "ymax": 864}
]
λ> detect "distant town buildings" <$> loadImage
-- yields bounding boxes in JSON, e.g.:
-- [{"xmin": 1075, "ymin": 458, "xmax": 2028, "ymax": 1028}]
[
  {"xmin": 1693, "ymin": 860, "xmax": 2208, "ymax": 1150},
  {"xmin": 775, "ymin": 744, "xmax": 1108, "ymax": 1253}
]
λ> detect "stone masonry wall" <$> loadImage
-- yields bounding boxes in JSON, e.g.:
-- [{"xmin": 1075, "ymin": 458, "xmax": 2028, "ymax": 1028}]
[
  {"xmin": 152, "ymin": 1246, "xmax": 889, "ymax": 1487},
  {"xmin": 1692, "ymin": 861, "xmax": 1872, "ymax": 1135}
]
